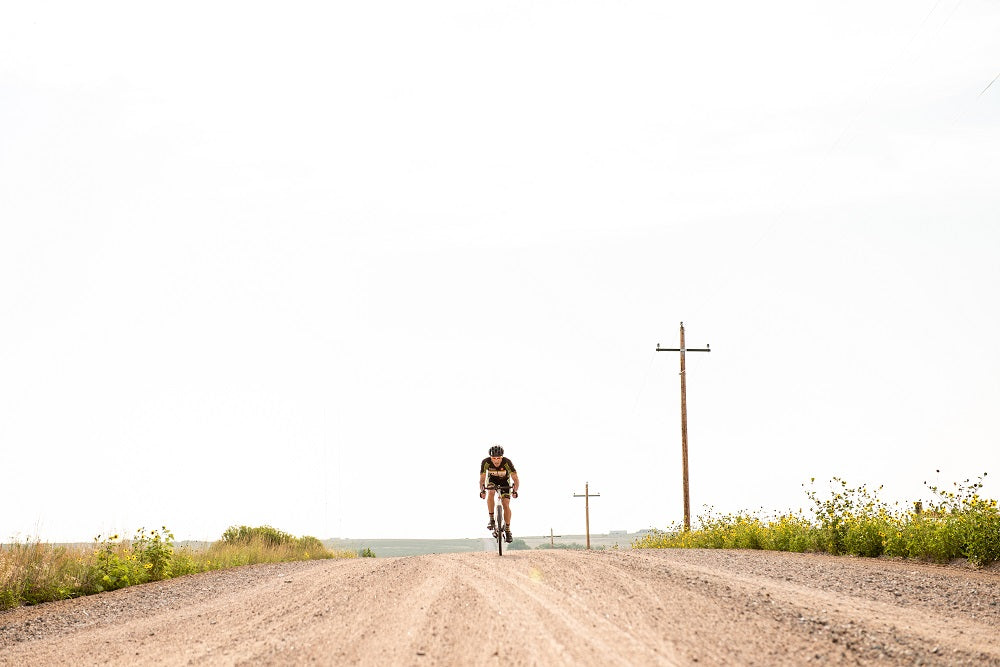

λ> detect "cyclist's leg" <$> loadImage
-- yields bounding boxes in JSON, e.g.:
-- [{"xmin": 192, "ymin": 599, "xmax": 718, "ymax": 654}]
[
  {"xmin": 487, "ymin": 489, "xmax": 497, "ymax": 528},
  {"xmin": 501, "ymin": 490, "xmax": 513, "ymax": 542}
]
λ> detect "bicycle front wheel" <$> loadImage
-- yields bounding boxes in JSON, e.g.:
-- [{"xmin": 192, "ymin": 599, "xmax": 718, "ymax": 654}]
[{"xmin": 496, "ymin": 505, "xmax": 504, "ymax": 556}]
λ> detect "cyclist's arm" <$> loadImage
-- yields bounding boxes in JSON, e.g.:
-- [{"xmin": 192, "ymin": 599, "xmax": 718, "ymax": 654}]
[
  {"xmin": 479, "ymin": 472, "xmax": 487, "ymax": 492},
  {"xmin": 510, "ymin": 471, "xmax": 519, "ymax": 492}
]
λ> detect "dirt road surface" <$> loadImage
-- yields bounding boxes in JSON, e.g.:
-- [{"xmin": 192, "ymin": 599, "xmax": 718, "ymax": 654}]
[{"xmin": 2, "ymin": 549, "xmax": 998, "ymax": 665}]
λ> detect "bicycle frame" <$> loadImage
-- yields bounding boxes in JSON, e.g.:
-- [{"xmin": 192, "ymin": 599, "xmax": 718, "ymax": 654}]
[{"xmin": 485, "ymin": 483, "xmax": 513, "ymax": 556}]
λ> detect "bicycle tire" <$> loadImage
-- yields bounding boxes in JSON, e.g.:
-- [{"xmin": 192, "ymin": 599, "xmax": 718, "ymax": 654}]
[{"xmin": 496, "ymin": 505, "xmax": 504, "ymax": 556}]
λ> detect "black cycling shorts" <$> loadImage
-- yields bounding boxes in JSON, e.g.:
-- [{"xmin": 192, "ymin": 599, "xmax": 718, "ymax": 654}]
[{"xmin": 488, "ymin": 484, "xmax": 512, "ymax": 498}]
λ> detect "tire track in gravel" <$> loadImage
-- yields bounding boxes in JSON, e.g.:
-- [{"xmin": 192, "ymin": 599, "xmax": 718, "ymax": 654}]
[{"xmin": 461, "ymin": 551, "xmax": 673, "ymax": 665}]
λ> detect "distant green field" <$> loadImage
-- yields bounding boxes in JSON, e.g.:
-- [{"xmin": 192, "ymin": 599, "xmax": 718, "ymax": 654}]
[
  {"xmin": 324, "ymin": 532, "xmax": 649, "ymax": 557},
  {"xmin": 324, "ymin": 538, "xmax": 489, "ymax": 557}
]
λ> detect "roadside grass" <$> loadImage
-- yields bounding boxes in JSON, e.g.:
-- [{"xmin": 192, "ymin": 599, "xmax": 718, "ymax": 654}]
[
  {"xmin": 0, "ymin": 525, "xmax": 356, "ymax": 611},
  {"xmin": 634, "ymin": 474, "xmax": 1000, "ymax": 567}
]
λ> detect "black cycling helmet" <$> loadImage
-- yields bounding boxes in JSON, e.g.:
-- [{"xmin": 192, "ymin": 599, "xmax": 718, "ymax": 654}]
[{"xmin": 489, "ymin": 444, "xmax": 504, "ymax": 457}]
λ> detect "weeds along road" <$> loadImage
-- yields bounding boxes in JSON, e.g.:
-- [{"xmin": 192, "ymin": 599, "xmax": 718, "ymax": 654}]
[{"xmin": 2, "ymin": 549, "xmax": 998, "ymax": 666}]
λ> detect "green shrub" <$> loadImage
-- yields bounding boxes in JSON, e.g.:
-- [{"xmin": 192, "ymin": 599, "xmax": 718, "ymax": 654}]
[
  {"xmin": 843, "ymin": 517, "xmax": 887, "ymax": 558},
  {"xmin": 298, "ymin": 536, "xmax": 325, "ymax": 555},
  {"xmin": 132, "ymin": 527, "xmax": 174, "ymax": 581},
  {"xmin": 90, "ymin": 533, "xmax": 147, "ymax": 593},
  {"xmin": 761, "ymin": 513, "xmax": 815, "ymax": 552},
  {"xmin": 635, "ymin": 473, "xmax": 998, "ymax": 567},
  {"xmin": 962, "ymin": 504, "xmax": 1000, "ymax": 566},
  {"xmin": 0, "ymin": 588, "xmax": 17, "ymax": 610},
  {"xmin": 221, "ymin": 525, "xmax": 295, "ymax": 547}
]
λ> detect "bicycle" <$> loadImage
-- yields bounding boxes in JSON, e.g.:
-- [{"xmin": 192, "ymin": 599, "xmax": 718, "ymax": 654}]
[{"xmin": 484, "ymin": 483, "xmax": 517, "ymax": 556}]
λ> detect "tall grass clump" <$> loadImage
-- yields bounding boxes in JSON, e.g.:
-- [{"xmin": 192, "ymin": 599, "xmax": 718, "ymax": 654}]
[
  {"xmin": 0, "ymin": 540, "xmax": 87, "ymax": 609},
  {"xmin": 1, "ymin": 525, "xmax": 356, "ymax": 611},
  {"xmin": 202, "ymin": 525, "xmax": 343, "ymax": 568},
  {"xmin": 0, "ymin": 527, "xmax": 177, "ymax": 610},
  {"xmin": 634, "ymin": 473, "xmax": 999, "ymax": 567}
]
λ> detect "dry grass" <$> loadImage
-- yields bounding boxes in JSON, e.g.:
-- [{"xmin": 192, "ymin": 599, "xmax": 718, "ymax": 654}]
[
  {"xmin": 0, "ymin": 541, "xmax": 95, "ymax": 608},
  {"xmin": 1, "ymin": 527, "xmax": 356, "ymax": 611}
]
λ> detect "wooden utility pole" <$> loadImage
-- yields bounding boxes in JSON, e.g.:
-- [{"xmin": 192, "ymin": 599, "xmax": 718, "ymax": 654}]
[
  {"xmin": 656, "ymin": 322, "xmax": 710, "ymax": 531},
  {"xmin": 549, "ymin": 528, "xmax": 562, "ymax": 547},
  {"xmin": 573, "ymin": 482, "xmax": 601, "ymax": 549}
]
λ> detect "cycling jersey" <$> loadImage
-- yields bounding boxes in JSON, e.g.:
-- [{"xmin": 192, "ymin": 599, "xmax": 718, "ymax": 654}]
[{"xmin": 481, "ymin": 456, "xmax": 516, "ymax": 487}]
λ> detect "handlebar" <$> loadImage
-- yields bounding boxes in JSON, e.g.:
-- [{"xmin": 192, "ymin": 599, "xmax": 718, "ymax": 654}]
[{"xmin": 481, "ymin": 484, "xmax": 518, "ymax": 498}]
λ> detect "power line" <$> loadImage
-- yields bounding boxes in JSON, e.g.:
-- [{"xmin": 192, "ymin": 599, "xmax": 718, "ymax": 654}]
[
  {"xmin": 979, "ymin": 71, "xmax": 1000, "ymax": 98},
  {"xmin": 630, "ymin": 349, "xmax": 658, "ymax": 415}
]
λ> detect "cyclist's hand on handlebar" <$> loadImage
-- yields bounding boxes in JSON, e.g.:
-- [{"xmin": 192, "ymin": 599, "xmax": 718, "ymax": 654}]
[
  {"xmin": 479, "ymin": 489, "xmax": 486, "ymax": 499},
  {"xmin": 512, "ymin": 490, "xmax": 518, "ymax": 499}
]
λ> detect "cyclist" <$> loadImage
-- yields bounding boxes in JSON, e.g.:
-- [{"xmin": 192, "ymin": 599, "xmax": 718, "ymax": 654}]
[{"xmin": 479, "ymin": 444, "xmax": 519, "ymax": 543}]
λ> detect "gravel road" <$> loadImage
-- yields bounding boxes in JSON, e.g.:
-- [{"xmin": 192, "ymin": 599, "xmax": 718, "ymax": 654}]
[{"xmin": 1, "ymin": 549, "xmax": 998, "ymax": 665}]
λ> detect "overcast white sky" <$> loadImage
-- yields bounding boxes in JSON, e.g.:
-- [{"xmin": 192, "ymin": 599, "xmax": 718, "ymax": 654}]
[{"xmin": 3, "ymin": 1, "xmax": 998, "ymax": 543}]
